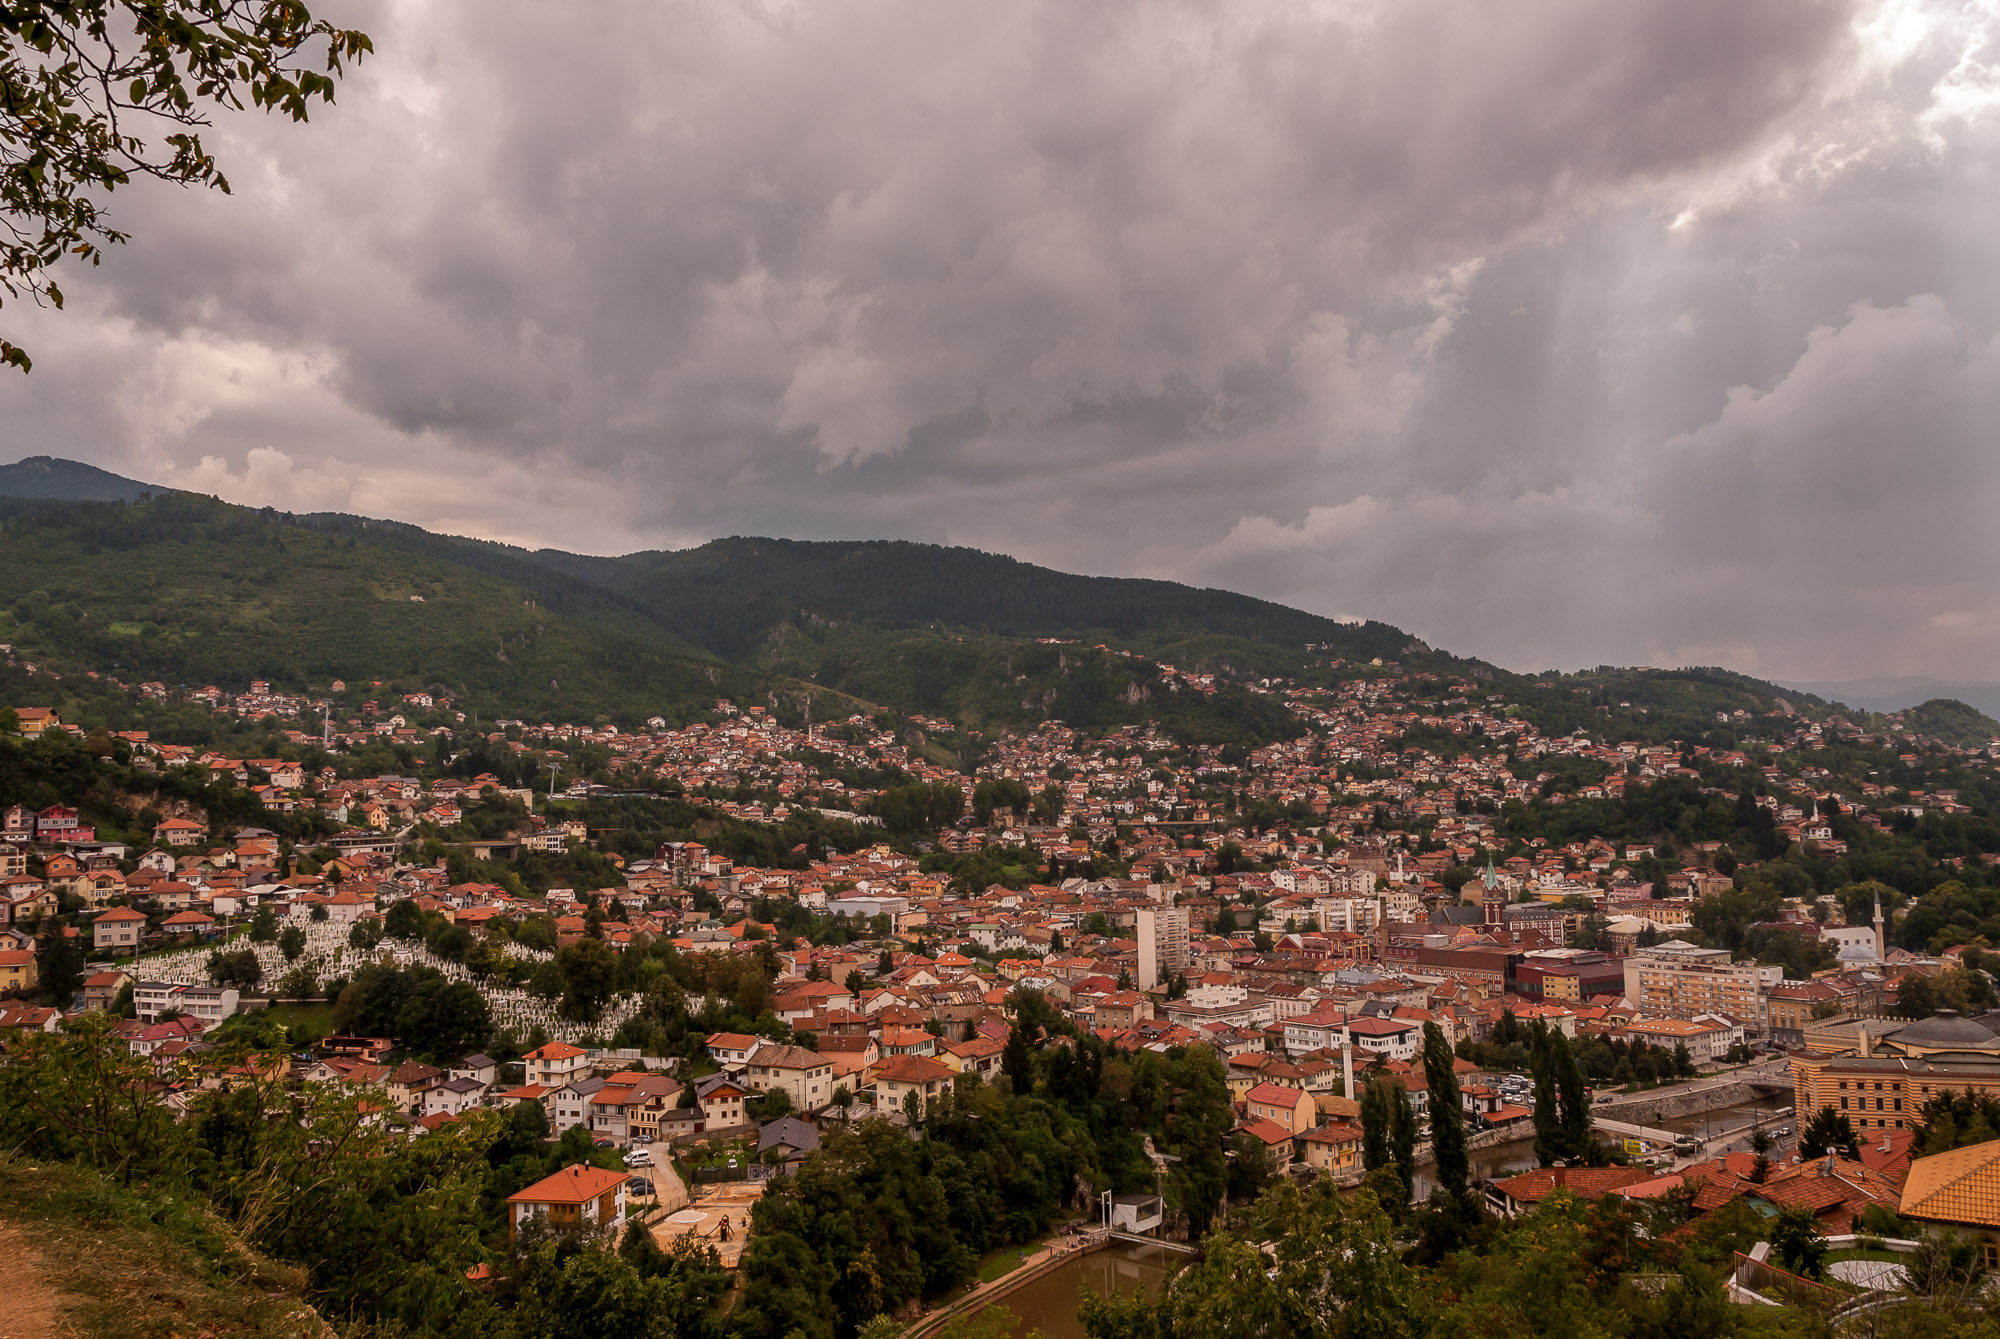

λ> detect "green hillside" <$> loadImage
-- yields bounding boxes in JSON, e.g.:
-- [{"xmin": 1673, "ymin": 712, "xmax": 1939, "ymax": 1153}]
[
  {"xmin": 751, "ymin": 619, "xmax": 1304, "ymax": 744},
  {"xmin": 0, "ymin": 454, "xmax": 176, "ymax": 502},
  {"xmin": 0, "ymin": 495, "xmax": 761, "ymax": 725},
  {"xmin": 0, "ymin": 474, "xmax": 1968, "ymax": 751},
  {"xmin": 549, "ymin": 535, "xmax": 1431, "ymax": 663},
  {"xmin": 1899, "ymin": 697, "xmax": 2000, "ymax": 748}
]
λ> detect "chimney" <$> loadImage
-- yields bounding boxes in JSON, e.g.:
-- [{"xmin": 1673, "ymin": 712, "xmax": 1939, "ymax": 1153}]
[
  {"xmin": 1859, "ymin": 1028, "xmax": 1871, "ymax": 1059},
  {"xmin": 1553, "ymin": 1162, "xmax": 1568, "ymax": 1190}
]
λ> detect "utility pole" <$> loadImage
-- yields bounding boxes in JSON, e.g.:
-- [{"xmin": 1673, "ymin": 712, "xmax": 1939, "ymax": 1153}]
[{"xmin": 546, "ymin": 757, "xmax": 561, "ymax": 803}]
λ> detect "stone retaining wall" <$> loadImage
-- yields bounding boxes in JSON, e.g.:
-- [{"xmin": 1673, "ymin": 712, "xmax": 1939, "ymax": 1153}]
[{"xmin": 1602, "ymin": 1080, "xmax": 1764, "ymax": 1123}]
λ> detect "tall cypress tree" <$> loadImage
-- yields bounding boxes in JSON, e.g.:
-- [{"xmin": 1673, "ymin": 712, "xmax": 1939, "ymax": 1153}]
[
  {"xmin": 1529, "ymin": 1021, "xmax": 1563, "ymax": 1166},
  {"xmin": 1422, "ymin": 1022, "xmax": 1471, "ymax": 1211},
  {"xmin": 1554, "ymin": 1029, "xmax": 1596, "ymax": 1164},
  {"xmin": 1361, "ymin": 1077, "xmax": 1390, "ymax": 1171},
  {"xmin": 1388, "ymin": 1076, "xmax": 1418, "ymax": 1209}
]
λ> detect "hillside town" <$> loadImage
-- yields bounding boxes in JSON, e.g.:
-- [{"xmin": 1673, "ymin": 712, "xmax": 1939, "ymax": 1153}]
[{"xmin": 6, "ymin": 663, "xmax": 2000, "ymax": 1332}]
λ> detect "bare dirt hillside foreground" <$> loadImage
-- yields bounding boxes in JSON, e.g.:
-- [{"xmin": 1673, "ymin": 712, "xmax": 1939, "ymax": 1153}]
[
  {"xmin": 0, "ymin": 1155, "xmax": 332, "ymax": 1339},
  {"xmin": 0, "ymin": 1221, "xmax": 69, "ymax": 1339}
]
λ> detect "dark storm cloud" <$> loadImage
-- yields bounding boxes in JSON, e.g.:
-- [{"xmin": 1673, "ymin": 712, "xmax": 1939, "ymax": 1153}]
[{"xmin": 4, "ymin": 0, "xmax": 1998, "ymax": 679}]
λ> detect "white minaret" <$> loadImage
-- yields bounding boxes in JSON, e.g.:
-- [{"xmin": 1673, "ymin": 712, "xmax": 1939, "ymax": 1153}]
[{"xmin": 1873, "ymin": 889, "xmax": 1886, "ymax": 961}]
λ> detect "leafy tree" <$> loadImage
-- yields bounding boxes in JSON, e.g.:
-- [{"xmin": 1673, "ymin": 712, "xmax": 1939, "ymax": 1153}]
[
  {"xmin": 1553, "ymin": 1026, "xmax": 1597, "ymax": 1164},
  {"xmin": 1164, "ymin": 1047, "xmax": 1232, "ymax": 1239},
  {"xmin": 35, "ymin": 923, "xmax": 84, "ymax": 1001},
  {"xmin": 1914, "ymin": 1087, "xmax": 2000, "ymax": 1156},
  {"xmin": 278, "ymin": 924, "xmax": 306, "ymax": 962},
  {"xmin": 1768, "ymin": 1204, "xmax": 1828, "ymax": 1279},
  {"xmin": 275, "ymin": 960, "xmax": 319, "ymax": 1000},
  {"xmin": 555, "ymin": 937, "xmax": 618, "ymax": 1022},
  {"xmin": 207, "ymin": 945, "xmax": 262, "ymax": 990},
  {"xmin": 248, "ymin": 903, "xmax": 280, "ymax": 943},
  {"xmin": 1002, "ymin": 1019, "xmax": 1036, "ymax": 1096},
  {"xmin": 1799, "ymin": 1105, "xmax": 1858, "ymax": 1159},
  {"xmin": 1227, "ymin": 1131, "xmax": 1273, "ymax": 1204},
  {"xmin": 512, "ymin": 1236, "xmax": 698, "ymax": 1339},
  {"xmin": 383, "ymin": 897, "xmax": 426, "ymax": 941},
  {"xmin": 0, "ymin": 0, "xmax": 374, "ymax": 370},
  {"xmin": 332, "ymin": 962, "xmax": 489, "ymax": 1059}
]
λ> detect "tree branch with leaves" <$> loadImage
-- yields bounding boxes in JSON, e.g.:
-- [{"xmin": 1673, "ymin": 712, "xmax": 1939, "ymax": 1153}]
[{"xmin": 1, "ymin": 1, "xmax": 371, "ymax": 369}]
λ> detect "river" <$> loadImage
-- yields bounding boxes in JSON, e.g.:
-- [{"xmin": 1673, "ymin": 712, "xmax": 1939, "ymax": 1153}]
[{"xmin": 981, "ymin": 1242, "xmax": 1183, "ymax": 1339}]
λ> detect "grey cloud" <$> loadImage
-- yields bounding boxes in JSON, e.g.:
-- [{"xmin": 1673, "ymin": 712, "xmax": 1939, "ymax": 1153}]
[{"xmin": 5, "ymin": 0, "xmax": 1998, "ymax": 679}]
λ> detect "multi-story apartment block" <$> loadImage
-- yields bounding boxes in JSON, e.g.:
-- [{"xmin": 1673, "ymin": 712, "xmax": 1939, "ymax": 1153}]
[{"xmin": 1621, "ymin": 942, "xmax": 1780, "ymax": 1032}]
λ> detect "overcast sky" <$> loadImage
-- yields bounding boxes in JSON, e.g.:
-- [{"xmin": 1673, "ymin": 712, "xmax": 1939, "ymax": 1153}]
[{"xmin": 5, "ymin": 0, "xmax": 1999, "ymax": 683}]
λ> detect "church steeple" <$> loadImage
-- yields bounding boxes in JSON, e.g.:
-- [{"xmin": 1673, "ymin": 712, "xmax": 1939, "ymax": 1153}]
[{"xmin": 1482, "ymin": 858, "xmax": 1504, "ymax": 929}]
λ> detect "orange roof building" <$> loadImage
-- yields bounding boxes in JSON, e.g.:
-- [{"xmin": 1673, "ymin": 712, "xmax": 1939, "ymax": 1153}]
[{"xmin": 506, "ymin": 1163, "xmax": 629, "ymax": 1242}]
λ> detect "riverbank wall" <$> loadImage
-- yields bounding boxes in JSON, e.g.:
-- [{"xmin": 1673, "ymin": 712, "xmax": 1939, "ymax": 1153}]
[{"xmin": 1602, "ymin": 1081, "xmax": 1768, "ymax": 1123}]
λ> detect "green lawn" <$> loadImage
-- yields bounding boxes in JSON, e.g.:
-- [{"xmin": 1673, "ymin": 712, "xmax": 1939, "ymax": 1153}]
[
  {"xmin": 258, "ymin": 1000, "xmax": 335, "ymax": 1036},
  {"xmin": 974, "ymin": 1225, "xmax": 1068, "ymax": 1283}
]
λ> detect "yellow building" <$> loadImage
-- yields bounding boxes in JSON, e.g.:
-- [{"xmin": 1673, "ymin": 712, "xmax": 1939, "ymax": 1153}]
[
  {"xmin": 1791, "ymin": 1014, "xmax": 2000, "ymax": 1133},
  {"xmin": 0, "ymin": 949, "xmax": 38, "ymax": 994}
]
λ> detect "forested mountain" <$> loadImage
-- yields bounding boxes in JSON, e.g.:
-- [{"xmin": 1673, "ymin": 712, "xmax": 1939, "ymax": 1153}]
[
  {"xmin": 0, "ymin": 494, "xmax": 763, "ymax": 727},
  {"xmin": 1, "ymin": 463, "xmax": 1991, "ymax": 749},
  {"xmin": 0, "ymin": 455, "xmax": 178, "ymax": 502}
]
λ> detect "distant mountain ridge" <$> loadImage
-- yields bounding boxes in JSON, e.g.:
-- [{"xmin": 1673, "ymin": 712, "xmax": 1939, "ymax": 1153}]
[
  {"xmin": 0, "ymin": 454, "xmax": 177, "ymax": 502},
  {"xmin": 1778, "ymin": 675, "xmax": 2000, "ymax": 722}
]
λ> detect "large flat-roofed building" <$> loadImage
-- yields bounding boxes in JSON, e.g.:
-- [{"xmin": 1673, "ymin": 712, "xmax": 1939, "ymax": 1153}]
[{"xmin": 1513, "ymin": 951, "xmax": 1626, "ymax": 1001}]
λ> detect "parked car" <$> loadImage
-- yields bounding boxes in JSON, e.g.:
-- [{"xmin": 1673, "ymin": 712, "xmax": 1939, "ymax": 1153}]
[
  {"xmin": 628, "ymin": 1177, "xmax": 653, "ymax": 1196},
  {"xmin": 624, "ymin": 1149, "xmax": 652, "ymax": 1168}
]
